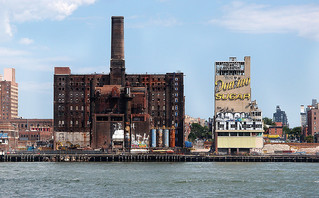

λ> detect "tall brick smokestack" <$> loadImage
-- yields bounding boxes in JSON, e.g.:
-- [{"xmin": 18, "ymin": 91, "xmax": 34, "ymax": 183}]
[
  {"xmin": 110, "ymin": 16, "xmax": 125, "ymax": 86},
  {"xmin": 111, "ymin": 16, "xmax": 124, "ymax": 60}
]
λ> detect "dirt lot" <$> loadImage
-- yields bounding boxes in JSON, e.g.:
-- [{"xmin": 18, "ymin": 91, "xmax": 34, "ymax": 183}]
[{"xmin": 263, "ymin": 143, "xmax": 319, "ymax": 154}]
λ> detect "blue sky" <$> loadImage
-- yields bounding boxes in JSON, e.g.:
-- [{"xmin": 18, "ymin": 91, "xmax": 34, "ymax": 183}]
[{"xmin": 1, "ymin": 0, "xmax": 319, "ymax": 128}]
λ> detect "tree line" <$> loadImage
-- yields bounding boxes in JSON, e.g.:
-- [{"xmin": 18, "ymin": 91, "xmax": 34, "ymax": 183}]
[
  {"xmin": 187, "ymin": 118, "xmax": 315, "ymax": 143},
  {"xmin": 188, "ymin": 123, "xmax": 212, "ymax": 142}
]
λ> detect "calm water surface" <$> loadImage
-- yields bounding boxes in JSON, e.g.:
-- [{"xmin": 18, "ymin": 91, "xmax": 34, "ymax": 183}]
[{"xmin": 0, "ymin": 162, "xmax": 318, "ymax": 197}]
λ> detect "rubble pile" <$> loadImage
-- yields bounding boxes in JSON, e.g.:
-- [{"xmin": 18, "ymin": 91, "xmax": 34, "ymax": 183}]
[{"xmin": 263, "ymin": 144, "xmax": 319, "ymax": 154}]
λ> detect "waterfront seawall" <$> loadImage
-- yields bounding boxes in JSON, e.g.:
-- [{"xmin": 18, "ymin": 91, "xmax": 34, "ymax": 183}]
[{"xmin": 1, "ymin": 153, "xmax": 319, "ymax": 163}]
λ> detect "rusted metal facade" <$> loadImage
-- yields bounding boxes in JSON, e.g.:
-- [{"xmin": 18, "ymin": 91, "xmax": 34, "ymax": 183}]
[
  {"xmin": 126, "ymin": 73, "xmax": 184, "ymax": 146},
  {"xmin": 53, "ymin": 16, "xmax": 184, "ymax": 150}
]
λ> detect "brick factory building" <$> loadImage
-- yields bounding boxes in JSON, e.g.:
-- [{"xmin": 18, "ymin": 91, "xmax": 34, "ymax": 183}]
[
  {"xmin": 0, "ymin": 122, "xmax": 18, "ymax": 153},
  {"xmin": 13, "ymin": 119, "xmax": 53, "ymax": 150},
  {"xmin": 0, "ymin": 119, "xmax": 53, "ymax": 152},
  {"xmin": 0, "ymin": 68, "xmax": 18, "ymax": 120},
  {"xmin": 54, "ymin": 16, "xmax": 184, "ymax": 151},
  {"xmin": 264, "ymin": 122, "xmax": 284, "ymax": 143},
  {"xmin": 214, "ymin": 57, "xmax": 263, "ymax": 154}
]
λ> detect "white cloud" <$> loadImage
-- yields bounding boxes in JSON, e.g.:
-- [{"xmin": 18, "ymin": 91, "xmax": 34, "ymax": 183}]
[
  {"xmin": 72, "ymin": 66, "xmax": 106, "ymax": 74},
  {"xmin": 149, "ymin": 17, "xmax": 181, "ymax": 27},
  {"xmin": 19, "ymin": 81, "xmax": 52, "ymax": 93},
  {"xmin": 0, "ymin": 10, "xmax": 12, "ymax": 41},
  {"xmin": 0, "ymin": 56, "xmax": 52, "ymax": 72},
  {"xmin": 157, "ymin": 0, "xmax": 170, "ymax": 3},
  {"xmin": 127, "ymin": 15, "xmax": 183, "ymax": 28},
  {"xmin": 127, "ymin": 15, "xmax": 142, "ymax": 20},
  {"xmin": 0, "ymin": 47, "xmax": 29, "ymax": 56},
  {"xmin": 38, "ymin": 56, "xmax": 73, "ymax": 62},
  {"xmin": 20, "ymin": 81, "xmax": 52, "ymax": 91},
  {"xmin": 128, "ymin": 16, "xmax": 182, "ymax": 28},
  {"xmin": 19, "ymin": 38, "xmax": 34, "ymax": 45},
  {"xmin": 0, "ymin": 47, "xmax": 72, "ymax": 72},
  {"xmin": 4, "ymin": 12, "xmax": 13, "ymax": 37},
  {"xmin": 0, "ymin": 0, "xmax": 96, "ymax": 38},
  {"xmin": 211, "ymin": 2, "xmax": 319, "ymax": 41}
]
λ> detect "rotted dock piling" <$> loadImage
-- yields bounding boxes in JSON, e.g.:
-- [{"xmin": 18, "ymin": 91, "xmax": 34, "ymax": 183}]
[{"xmin": 1, "ymin": 153, "xmax": 319, "ymax": 162}]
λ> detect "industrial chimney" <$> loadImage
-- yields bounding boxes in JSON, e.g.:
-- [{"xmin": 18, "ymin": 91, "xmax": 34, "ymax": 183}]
[
  {"xmin": 111, "ymin": 16, "xmax": 124, "ymax": 60},
  {"xmin": 110, "ymin": 16, "xmax": 125, "ymax": 86}
]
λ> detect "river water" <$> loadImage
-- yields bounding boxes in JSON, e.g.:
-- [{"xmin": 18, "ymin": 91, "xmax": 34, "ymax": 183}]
[{"xmin": 0, "ymin": 162, "xmax": 318, "ymax": 197}]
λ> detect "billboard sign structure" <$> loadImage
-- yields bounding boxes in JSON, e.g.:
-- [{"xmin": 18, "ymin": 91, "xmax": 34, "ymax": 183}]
[{"xmin": 214, "ymin": 57, "xmax": 263, "ymax": 154}]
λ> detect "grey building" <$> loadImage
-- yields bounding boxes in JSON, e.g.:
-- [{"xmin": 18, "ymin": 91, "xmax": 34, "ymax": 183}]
[
  {"xmin": 273, "ymin": 105, "xmax": 288, "ymax": 126},
  {"xmin": 300, "ymin": 105, "xmax": 307, "ymax": 127}
]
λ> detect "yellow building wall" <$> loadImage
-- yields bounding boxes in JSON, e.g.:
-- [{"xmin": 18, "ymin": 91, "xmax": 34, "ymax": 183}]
[
  {"xmin": 214, "ymin": 56, "xmax": 251, "ymax": 113},
  {"xmin": 218, "ymin": 136, "xmax": 263, "ymax": 148}
]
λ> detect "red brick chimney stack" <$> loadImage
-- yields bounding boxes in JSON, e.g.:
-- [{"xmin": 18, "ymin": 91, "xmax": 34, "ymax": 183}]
[
  {"xmin": 110, "ymin": 16, "xmax": 126, "ymax": 86},
  {"xmin": 111, "ymin": 16, "xmax": 124, "ymax": 60}
]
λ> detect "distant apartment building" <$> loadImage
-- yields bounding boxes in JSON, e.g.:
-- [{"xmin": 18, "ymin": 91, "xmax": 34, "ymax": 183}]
[
  {"xmin": 300, "ymin": 105, "xmax": 307, "ymax": 127},
  {"xmin": 273, "ymin": 105, "xmax": 288, "ymax": 126},
  {"xmin": 300, "ymin": 105, "xmax": 308, "ymax": 140},
  {"xmin": 0, "ymin": 68, "xmax": 18, "ymax": 120},
  {"xmin": 185, "ymin": 115, "xmax": 206, "ymax": 127},
  {"xmin": 307, "ymin": 106, "xmax": 319, "ymax": 137},
  {"xmin": 214, "ymin": 56, "xmax": 263, "ymax": 155},
  {"xmin": 301, "ymin": 99, "xmax": 319, "ymax": 138},
  {"xmin": 312, "ymin": 99, "xmax": 317, "ymax": 107}
]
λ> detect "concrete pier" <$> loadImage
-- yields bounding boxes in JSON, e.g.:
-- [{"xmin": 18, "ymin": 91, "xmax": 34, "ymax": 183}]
[{"xmin": 1, "ymin": 153, "xmax": 319, "ymax": 162}]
